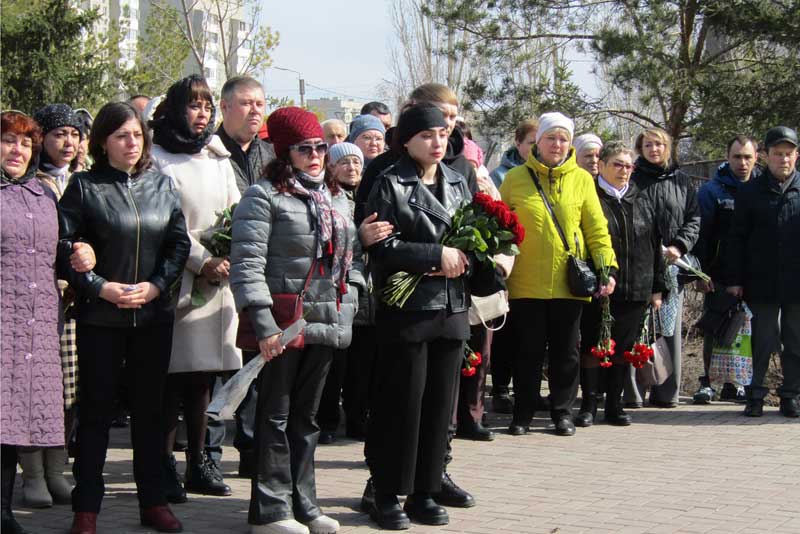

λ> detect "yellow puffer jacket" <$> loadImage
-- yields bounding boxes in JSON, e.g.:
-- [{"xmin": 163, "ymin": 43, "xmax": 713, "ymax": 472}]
[{"xmin": 499, "ymin": 147, "xmax": 617, "ymax": 301}]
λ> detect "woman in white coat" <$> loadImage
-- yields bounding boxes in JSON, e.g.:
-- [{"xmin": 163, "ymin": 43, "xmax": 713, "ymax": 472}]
[{"xmin": 149, "ymin": 75, "xmax": 242, "ymax": 501}]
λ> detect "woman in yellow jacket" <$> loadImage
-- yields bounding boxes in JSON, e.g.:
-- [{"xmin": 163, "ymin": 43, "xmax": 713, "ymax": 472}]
[{"xmin": 499, "ymin": 112, "xmax": 617, "ymax": 437}]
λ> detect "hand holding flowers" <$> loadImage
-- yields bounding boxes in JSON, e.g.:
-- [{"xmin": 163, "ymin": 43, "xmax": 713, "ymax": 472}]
[{"xmin": 381, "ymin": 192, "xmax": 524, "ymax": 307}]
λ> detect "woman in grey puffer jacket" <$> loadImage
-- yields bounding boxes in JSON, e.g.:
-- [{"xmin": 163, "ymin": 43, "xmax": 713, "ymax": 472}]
[{"xmin": 230, "ymin": 107, "xmax": 364, "ymax": 534}]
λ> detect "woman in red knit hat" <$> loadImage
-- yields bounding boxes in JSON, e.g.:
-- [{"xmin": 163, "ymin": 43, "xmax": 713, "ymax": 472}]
[{"xmin": 230, "ymin": 107, "xmax": 365, "ymax": 534}]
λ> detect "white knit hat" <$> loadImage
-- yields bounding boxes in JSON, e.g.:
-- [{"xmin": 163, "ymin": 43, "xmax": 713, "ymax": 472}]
[
  {"xmin": 536, "ymin": 112, "xmax": 574, "ymax": 143},
  {"xmin": 328, "ymin": 142, "xmax": 364, "ymax": 166},
  {"xmin": 573, "ymin": 133, "xmax": 603, "ymax": 155}
]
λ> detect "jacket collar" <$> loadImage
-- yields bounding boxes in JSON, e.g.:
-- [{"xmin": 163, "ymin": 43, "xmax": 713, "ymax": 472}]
[
  {"xmin": 762, "ymin": 168, "xmax": 799, "ymax": 194},
  {"xmin": 502, "ymin": 146, "xmax": 525, "ymax": 168},
  {"xmin": 595, "ymin": 178, "xmax": 636, "ymax": 205},
  {"xmin": 444, "ymin": 128, "xmax": 465, "ymax": 163},
  {"xmin": 205, "ymin": 134, "xmax": 232, "ymax": 158},
  {"xmin": 1, "ymin": 164, "xmax": 43, "ymax": 193},
  {"xmin": 395, "ymin": 155, "xmax": 464, "ymax": 226},
  {"xmin": 713, "ymin": 162, "xmax": 747, "ymax": 188},
  {"xmin": 634, "ymin": 156, "xmax": 678, "ymax": 180}
]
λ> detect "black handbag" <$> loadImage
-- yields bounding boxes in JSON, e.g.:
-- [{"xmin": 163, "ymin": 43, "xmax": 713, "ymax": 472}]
[{"xmin": 528, "ymin": 168, "xmax": 598, "ymax": 297}]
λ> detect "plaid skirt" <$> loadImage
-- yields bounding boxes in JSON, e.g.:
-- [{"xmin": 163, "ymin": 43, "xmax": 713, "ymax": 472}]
[{"xmin": 61, "ymin": 319, "xmax": 78, "ymax": 409}]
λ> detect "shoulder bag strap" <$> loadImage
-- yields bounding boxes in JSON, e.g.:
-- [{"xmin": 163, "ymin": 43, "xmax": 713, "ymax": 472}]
[
  {"xmin": 527, "ymin": 167, "xmax": 570, "ymax": 253},
  {"xmin": 299, "ymin": 258, "xmax": 317, "ymax": 299}
]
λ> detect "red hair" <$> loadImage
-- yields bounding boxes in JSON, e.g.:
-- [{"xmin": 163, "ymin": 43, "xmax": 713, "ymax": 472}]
[{"xmin": 1, "ymin": 111, "xmax": 43, "ymax": 158}]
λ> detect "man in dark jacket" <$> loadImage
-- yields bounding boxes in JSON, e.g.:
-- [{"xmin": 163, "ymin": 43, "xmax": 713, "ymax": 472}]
[
  {"xmin": 216, "ymin": 76, "xmax": 275, "ymax": 194},
  {"xmin": 207, "ymin": 75, "xmax": 275, "ymax": 477},
  {"xmin": 726, "ymin": 126, "xmax": 800, "ymax": 418},
  {"xmin": 693, "ymin": 136, "xmax": 758, "ymax": 404}
]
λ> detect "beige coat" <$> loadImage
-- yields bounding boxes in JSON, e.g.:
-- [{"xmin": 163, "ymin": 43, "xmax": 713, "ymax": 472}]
[{"xmin": 151, "ymin": 136, "xmax": 242, "ymax": 373}]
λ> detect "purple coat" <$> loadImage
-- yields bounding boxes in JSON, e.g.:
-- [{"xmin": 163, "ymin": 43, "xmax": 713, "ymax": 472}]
[{"xmin": 1, "ymin": 177, "xmax": 64, "ymax": 447}]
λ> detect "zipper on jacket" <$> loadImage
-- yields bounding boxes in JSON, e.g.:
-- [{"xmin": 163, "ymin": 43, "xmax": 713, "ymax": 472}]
[
  {"xmin": 126, "ymin": 175, "xmax": 141, "ymax": 327},
  {"xmin": 619, "ymin": 200, "xmax": 631, "ymax": 298}
]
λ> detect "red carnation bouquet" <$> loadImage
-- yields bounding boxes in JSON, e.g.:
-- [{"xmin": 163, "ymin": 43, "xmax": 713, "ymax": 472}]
[
  {"xmin": 381, "ymin": 192, "xmax": 524, "ymax": 308},
  {"xmin": 590, "ymin": 256, "xmax": 615, "ymax": 368},
  {"xmin": 462, "ymin": 345, "xmax": 482, "ymax": 377},
  {"xmin": 624, "ymin": 308, "xmax": 654, "ymax": 369}
]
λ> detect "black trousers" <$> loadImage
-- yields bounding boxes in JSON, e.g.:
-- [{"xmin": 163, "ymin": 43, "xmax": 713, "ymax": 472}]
[
  {"xmin": 510, "ymin": 298, "xmax": 583, "ymax": 424},
  {"xmin": 490, "ymin": 317, "xmax": 514, "ymax": 395},
  {"xmin": 72, "ymin": 323, "xmax": 172, "ymax": 513},
  {"xmin": 747, "ymin": 300, "xmax": 800, "ymax": 400},
  {"xmin": 1, "ymin": 444, "xmax": 18, "ymax": 515},
  {"xmin": 366, "ymin": 338, "xmax": 463, "ymax": 495},
  {"xmin": 316, "ymin": 349, "xmax": 347, "ymax": 433},
  {"xmin": 249, "ymin": 344, "xmax": 332, "ymax": 525},
  {"xmin": 342, "ymin": 325, "xmax": 378, "ymax": 436},
  {"xmin": 580, "ymin": 300, "xmax": 648, "ymax": 401}
]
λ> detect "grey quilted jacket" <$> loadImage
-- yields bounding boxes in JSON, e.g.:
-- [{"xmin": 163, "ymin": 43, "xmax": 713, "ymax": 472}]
[{"xmin": 230, "ymin": 178, "xmax": 365, "ymax": 348}]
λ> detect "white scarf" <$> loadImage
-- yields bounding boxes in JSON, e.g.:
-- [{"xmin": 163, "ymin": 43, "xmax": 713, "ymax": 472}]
[
  {"xmin": 598, "ymin": 175, "xmax": 628, "ymax": 201},
  {"xmin": 42, "ymin": 163, "xmax": 70, "ymax": 195}
]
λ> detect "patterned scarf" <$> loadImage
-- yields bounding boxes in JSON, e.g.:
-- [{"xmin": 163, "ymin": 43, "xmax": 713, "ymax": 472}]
[{"xmin": 292, "ymin": 172, "xmax": 354, "ymax": 298}]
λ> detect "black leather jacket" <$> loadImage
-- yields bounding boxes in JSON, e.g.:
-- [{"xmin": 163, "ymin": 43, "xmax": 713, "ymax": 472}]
[
  {"xmin": 354, "ymin": 128, "xmax": 478, "ymax": 226},
  {"xmin": 366, "ymin": 155, "xmax": 472, "ymax": 313},
  {"xmin": 58, "ymin": 164, "xmax": 190, "ymax": 327}
]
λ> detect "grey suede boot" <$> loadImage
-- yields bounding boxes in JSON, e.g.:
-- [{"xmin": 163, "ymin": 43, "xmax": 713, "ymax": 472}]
[
  {"xmin": 43, "ymin": 448, "xmax": 72, "ymax": 505},
  {"xmin": 17, "ymin": 450, "xmax": 52, "ymax": 508}
]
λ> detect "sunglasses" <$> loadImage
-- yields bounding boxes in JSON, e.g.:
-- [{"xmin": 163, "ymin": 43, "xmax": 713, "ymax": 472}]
[
  {"xmin": 611, "ymin": 161, "xmax": 634, "ymax": 171},
  {"xmin": 291, "ymin": 142, "xmax": 328, "ymax": 156}
]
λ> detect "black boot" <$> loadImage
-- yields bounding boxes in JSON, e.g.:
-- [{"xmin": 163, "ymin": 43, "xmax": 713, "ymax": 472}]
[
  {"xmin": 366, "ymin": 484, "xmax": 410, "ymax": 531},
  {"xmin": 2, "ymin": 453, "xmax": 30, "ymax": 534},
  {"xmin": 404, "ymin": 492, "xmax": 449, "ymax": 525},
  {"xmin": 163, "ymin": 455, "xmax": 187, "ymax": 504},
  {"xmin": 575, "ymin": 366, "xmax": 598, "ymax": 427},
  {"xmin": 184, "ymin": 451, "xmax": 231, "ymax": 496},
  {"xmin": 432, "ymin": 471, "xmax": 475, "ymax": 508},
  {"xmin": 605, "ymin": 364, "xmax": 632, "ymax": 426}
]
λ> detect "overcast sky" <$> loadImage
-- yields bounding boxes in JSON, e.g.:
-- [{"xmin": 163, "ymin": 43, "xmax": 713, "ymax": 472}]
[{"xmin": 259, "ymin": 0, "xmax": 598, "ymax": 108}]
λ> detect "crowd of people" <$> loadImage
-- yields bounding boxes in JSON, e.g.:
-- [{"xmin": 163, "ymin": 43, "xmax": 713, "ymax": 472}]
[{"xmin": 1, "ymin": 73, "xmax": 798, "ymax": 534}]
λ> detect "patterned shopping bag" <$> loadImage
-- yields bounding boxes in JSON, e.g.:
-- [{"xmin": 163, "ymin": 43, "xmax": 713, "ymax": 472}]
[{"xmin": 709, "ymin": 303, "xmax": 753, "ymax": 386}]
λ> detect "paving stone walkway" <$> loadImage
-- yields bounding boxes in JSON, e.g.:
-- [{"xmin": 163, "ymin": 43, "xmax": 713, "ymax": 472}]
[{"xmin": 13, "ymin": 400, "xmax": 800, "ymax": 534}]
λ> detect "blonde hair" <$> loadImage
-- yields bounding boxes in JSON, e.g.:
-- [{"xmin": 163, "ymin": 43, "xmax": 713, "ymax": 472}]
[
  {"xmin": 408, "ymin": 83, "xmax": 458, "ymax": 106},
  {"xmin": 635, "ymin": 127, "xmax": 673, "ymax": 166}
]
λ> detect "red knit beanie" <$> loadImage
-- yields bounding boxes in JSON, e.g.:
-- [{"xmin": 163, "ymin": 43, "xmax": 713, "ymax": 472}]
[{"xmin": 267, "ymin": 107, "xmax": 323, "ymax": 157}]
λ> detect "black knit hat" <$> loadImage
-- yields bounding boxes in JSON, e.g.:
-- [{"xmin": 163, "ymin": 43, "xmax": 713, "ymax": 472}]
[
  {"xmin": 33, "ymin": 103, "xmax": 83, "ymax": 139},
  {"xmin": 396, "ymin": 103, "xmax": 447, "ymax": 147}
]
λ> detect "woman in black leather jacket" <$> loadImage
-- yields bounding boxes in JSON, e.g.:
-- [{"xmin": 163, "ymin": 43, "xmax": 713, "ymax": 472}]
[
  {"xmin": 629, "ymin": 128, "xmax": 700, "ymax": 408},
  {"xmin": 58, "ymin": 102, "xmax": 190, "ymax": 534},
  {"xmin": 363, "ymin": 104, "xmax": 472, "ymax": 530}
]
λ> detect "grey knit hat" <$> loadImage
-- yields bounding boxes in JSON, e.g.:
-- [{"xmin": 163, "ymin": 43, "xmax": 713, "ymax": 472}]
[
  {"xmin": 347, "ymin": 114, "xmax": 385, "ymax": 143},
  {"xmin": 33, "ymin": 103, "xmax": 83, "ymax": 139},
  {"xmin": 328, "ymin": 142, "xmax": 364, "ymax": 166}
]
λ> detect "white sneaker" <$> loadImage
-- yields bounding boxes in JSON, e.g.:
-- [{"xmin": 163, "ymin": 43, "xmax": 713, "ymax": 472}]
[
  {"xmin": 306, "ymin": 515, "xmax": 340, "ymax": 534},
  {"xmin": 251, "ymin": 519, "xmax": 310, "ymax": 534}
]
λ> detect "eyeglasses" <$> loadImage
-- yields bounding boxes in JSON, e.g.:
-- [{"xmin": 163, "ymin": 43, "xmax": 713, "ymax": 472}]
[
  {"xmin": 611, "ymin": 161, "xmax": 634, "ymax": 171},
  {"xmin": 358, "ymin": 135, "xmax": 384, "ymax": 144},
  {"xmin": 290, "ymin": 142, "xmax": 328, "ymax": 156}
]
